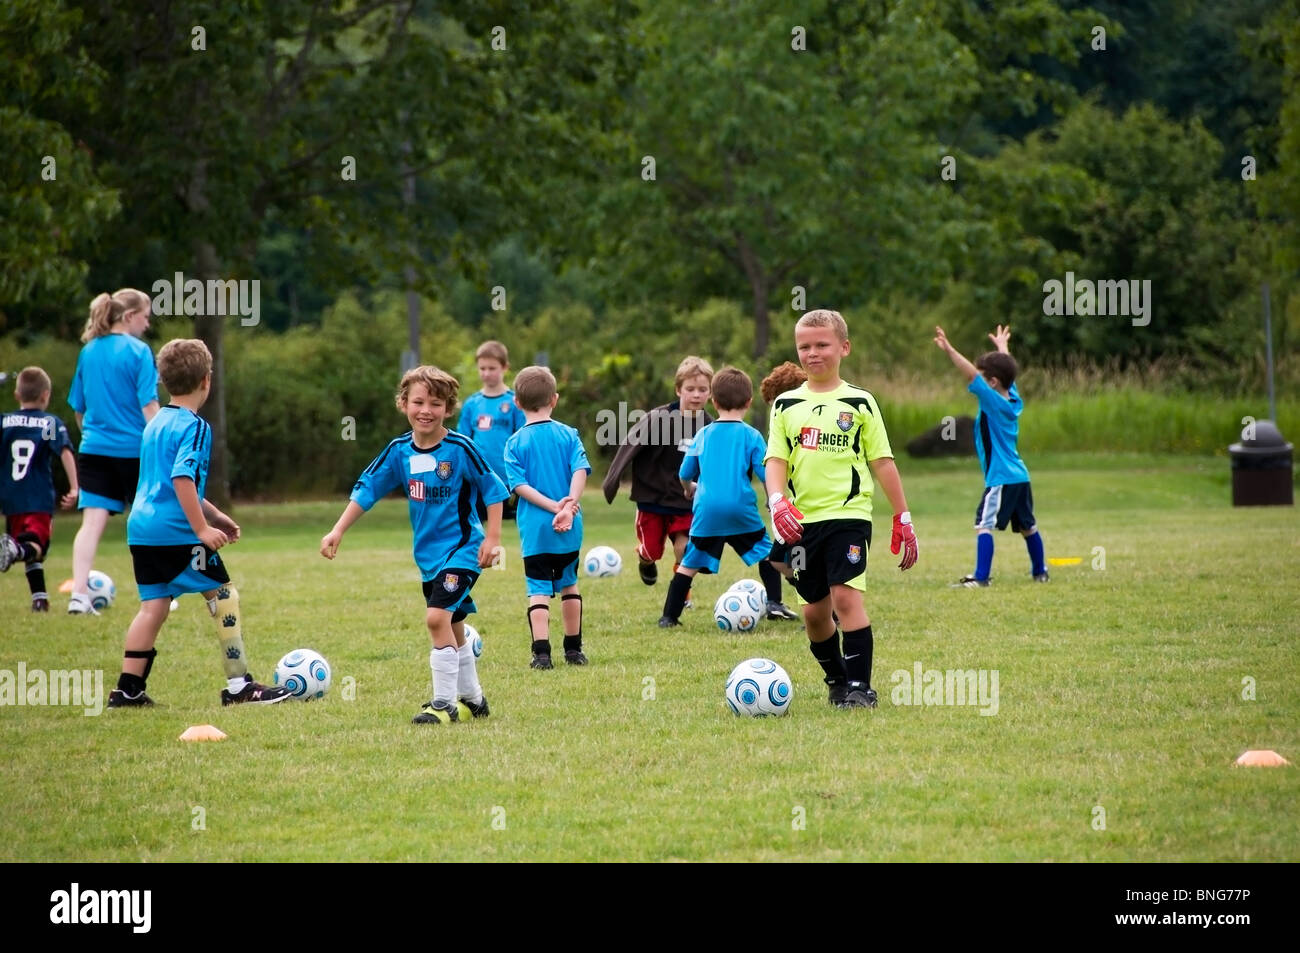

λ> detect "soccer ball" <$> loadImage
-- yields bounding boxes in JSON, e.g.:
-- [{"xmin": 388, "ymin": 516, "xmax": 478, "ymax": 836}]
[
  {"xmin": 87, "ymin": 570, "xmax": 116, "ymax": 610},
  {"xmin": 725, "ymin": 658, "xmax": 793, "ymax": 716},
  {"xmin": 583, "ymin": 546, "xmax": 622, "ymax": 578},
  {"xmin": 273, "ymin": 649, "xmax": 332, "ymax": 701},
  {"xmin": 714, "ymin": 591, "xmax": 759, "ymax": 632},
  {"xmin": 728, "ymin": 579, "xmax": 763, "ymax": 598},
  {"xmin": 463, "ymin": 622, "xmax": 483, "ymax": 658}
]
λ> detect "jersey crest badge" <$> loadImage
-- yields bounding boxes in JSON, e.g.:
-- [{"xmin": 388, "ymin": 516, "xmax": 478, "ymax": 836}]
[
  {"xmin": 846, "ymin": 544, "xmax": 862, "ymax": 564},
  {"xmin": 499, "ymin": 401, "xmax": 511, "ymax": 414},
  {"xmin": 436, "ymin": 460, "xmax": 453, "ymax": 480},
  {"xmin": 837, "ymin": 411, "xmax": 853, "ymax": 432},
  {"xmin": 442, "ymin": 573, "xmax": 459, "ymax": 592}
]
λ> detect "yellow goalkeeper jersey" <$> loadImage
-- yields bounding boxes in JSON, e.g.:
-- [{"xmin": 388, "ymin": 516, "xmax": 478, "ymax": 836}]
[{"xmin": 765, "ymin": 380, "xmax": 893, "ymax": 523}]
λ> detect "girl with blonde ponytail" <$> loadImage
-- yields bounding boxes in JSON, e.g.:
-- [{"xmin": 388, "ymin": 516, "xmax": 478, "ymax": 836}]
[{"xmin": 67, "ymin": 288, "xmax": 160, "ymax": 614}]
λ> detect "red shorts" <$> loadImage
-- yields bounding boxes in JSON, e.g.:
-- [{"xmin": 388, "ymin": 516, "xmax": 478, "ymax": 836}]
[
  {"xmin": 635, "ymin": 510, "xmax": 693, "ymax": 562},
  {"xmin": 6, "ymin": 512, "xmax": 52, "ymax": 555}
]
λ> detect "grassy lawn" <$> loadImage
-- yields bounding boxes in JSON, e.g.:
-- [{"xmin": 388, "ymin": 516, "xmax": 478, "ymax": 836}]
[{"xmin": 2, "ymin": 452, "xmax": 1296, "ymax": 861}]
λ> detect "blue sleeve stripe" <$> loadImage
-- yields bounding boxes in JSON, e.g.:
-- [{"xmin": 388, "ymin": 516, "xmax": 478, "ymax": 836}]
[
  {"xmin": 365, "ymin": 436, "xmax": 405, "ymax": 475},
  {"xmin": 445, "ymin": 432, "xmax": 489, "ymax": 474}
]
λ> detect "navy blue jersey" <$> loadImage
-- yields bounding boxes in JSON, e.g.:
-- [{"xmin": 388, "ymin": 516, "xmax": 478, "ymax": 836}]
[
  {"xmin": 679, "ymin": 419, "xmax": 767, "ymax": 537},
  {"xmin": 503, "ymin": 419, "xmax": 591, "ymax": 557},
  {"xmin": 456, "ymin": 389, "xmax": 526, "ymax": 484},
  {"xmin": 127, "ymin": 405, "xmax": 212, "ymax": 545},
  {"xmin": 0, "ymin": 409, "xmax": 72, "ymax": 514},
  {"xmin": 351, "ymin": 430, "xmax": 509, "ymax": 581},
  {"xmin": 969, "ymin": 378, "xmax": 1030, "ymax": 487},
  {"xmin": 68, "ymin": 334, "xmax": 158, "ymax": 456}
]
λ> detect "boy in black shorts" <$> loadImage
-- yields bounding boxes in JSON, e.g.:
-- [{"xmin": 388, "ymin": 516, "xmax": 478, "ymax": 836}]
[{"xmin": 764, "ymin": 310, "xmax": 920, "ymax": 709}]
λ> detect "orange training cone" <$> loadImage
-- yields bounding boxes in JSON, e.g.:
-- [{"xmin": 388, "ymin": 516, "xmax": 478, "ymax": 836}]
[
  {"xmin": 179, "ymin": 725, "xmax": 227, "ymax": 742},
  {"xmin": 1235, "ymin": 749, "xmax": 1290, "ymax": 767}
]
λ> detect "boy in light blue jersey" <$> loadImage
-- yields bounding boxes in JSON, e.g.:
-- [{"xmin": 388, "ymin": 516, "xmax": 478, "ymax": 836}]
[
  {"xmin": 457, "ymin": 340, "xmax": 526, "ymax": 520},
  {"xmin": 322, "ymin": 365, "xmax": 508, "ymax": 724},
  {"xmin": 934, "ymin": 324, "xmax": 1048, "ymax": 586},
  {"xmin": 502, "ymin": 366, "xmax": 592, "ymax": 669},
  {"xmin": 109, "ymin": 339, "xmax": 291, "ymax": 708},
  {"xmin": 658, "ymin": 367, "xmax": 773, "ymax": 627}
]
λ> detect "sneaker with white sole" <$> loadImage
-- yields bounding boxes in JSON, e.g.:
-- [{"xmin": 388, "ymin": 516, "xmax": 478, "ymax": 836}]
[
  {"xmin": 67, "ymin": 594, "xmax": 100, "ymax": 615},
  {"xmin": 0, "ymin": 534, "xmax": 21, "ymax": 572}
]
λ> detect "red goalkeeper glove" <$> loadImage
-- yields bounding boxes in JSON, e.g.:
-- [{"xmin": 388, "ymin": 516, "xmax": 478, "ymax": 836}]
[
  {"xmin": 769, "ymin": 493, "xmax": 805, "ymax": 544},
  {"xmin": 891, "ymin": 511, "xmax": 918, "ymax": 570}
]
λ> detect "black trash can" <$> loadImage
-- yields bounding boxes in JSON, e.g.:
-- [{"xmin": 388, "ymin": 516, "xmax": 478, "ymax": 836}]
[{"xmin": 1228, "ymin": 420, "xmax": 1293, "ymax": 506}]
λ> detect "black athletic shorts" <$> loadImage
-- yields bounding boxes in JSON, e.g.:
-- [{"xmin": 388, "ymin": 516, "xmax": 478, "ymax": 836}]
[
  {"xmin": 421, "ymin": 567, "xmax": 479, "ymax": 612},
  {"xmin": 78, "ymin": 453, "xmax": 140, "ymax": 513},
  {"xmin": 974, "ymin": 482, "xmax": 1036, "ymax": 532},
  {"xmin": 523, "ymin": 550, "xmax": 580, "ymax": 596},
  {"xmin": 131, "ymin": 543, "xmax": 231, "ymax": 600},
  {"xmin": 788, "ymin": 519, "xmax": 873, "ymax": 605}
]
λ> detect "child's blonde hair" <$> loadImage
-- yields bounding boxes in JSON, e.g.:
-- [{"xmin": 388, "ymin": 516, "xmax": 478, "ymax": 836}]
[
  {"xmin": 157, "ymin": 340, "xmax": 213, "ymax": 396},
  {"xmin": 795, "ymin": 309, "xmax": 849, "ymax": 343},
  {"xmin": 82, "ymin": 289, "xmax": 150, "ymax": 342},
  {"xmin": 513, "ymin": 365, "xmax": 557, "ymax": 411},
  {"xmin": 16, "ymin": 366, "xmax": 52, "ymax": 403},
  {"xmin": 674, "ymin": 356, "xmax": 714, "ymax": 389},
  {"xmin": 476, "ymin": 341, "xmax": 509, "ymax": 367},
  {"xmin": 397, "ymin": 365, "xmax": 460, "ymax": 416}
]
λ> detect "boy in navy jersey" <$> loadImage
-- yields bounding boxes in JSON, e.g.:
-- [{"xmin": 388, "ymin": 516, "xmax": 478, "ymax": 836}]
[
  {"xmin": 108, "ymin": 340, "xmax": 292, "ymax": 708},
  {"xmin": 934, "ymin": 324, "xmax": 1048, "ymax": 586},
  {"xmin": 502, "ymin": 365, "xmax": 592, "ymax": 669},
  {"xmin": 457, "ymin": 341, "xmax": 526, "ymax": 520},
  {"xmin": 658, "ymin": 367, "xmax": 773, "ymax": 627},
  {"xmin": 322, "ymin": 365, "xmax": 508, "ymax": 724},
  {"xmin": 0, "ymin": 367, "xmax": 79, "ymax": 611}
]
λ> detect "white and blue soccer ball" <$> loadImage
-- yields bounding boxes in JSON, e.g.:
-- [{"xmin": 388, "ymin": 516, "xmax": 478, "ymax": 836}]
[
  {"xmin": 725, "ymin": 658, "xmax": 793, "ymax": 716},
  {"xmin": 728, "ymin": 579, "xmax": 763, "ymax": 598},
  {"xmin": 463, "ymin": 622, "xmax": 483, "ymax": 658},
  {"xmin": 583, "ymin": 546, "xmax": 622, "ymax": 578},
  {"xmin": 274, "ymin": 649, "xmax": 332, "ymax": 701},
  {"xmin": 714, "ymin": 590, "xmax": 759, "ymax": 632},
  {"xmin": 87, "ymin": 570, "xmax": 116, "ymax": 610}
]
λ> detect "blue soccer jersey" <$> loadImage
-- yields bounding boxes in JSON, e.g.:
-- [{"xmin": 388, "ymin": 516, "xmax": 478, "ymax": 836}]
[
  {"xmin": 679, "ymin": 420, "xmax": 767, "ymax": 537},
  {"xmin": 969, "ymin": 377, "xmax": 1030, "ymax": 487},
  {"xmin": 457, "ymin": 389, "xmax": 526, "ymax": 484},
  {"xmin": 351, "ymin": 430, "xmax": 509, "ymax": 580},
  {"xmin": 127, "ymin": 405, "xmax": 212, "ymax": 546},
  {"xmin": 68, "ymin": 334, "xmax": 158, "ymax": 457},
  {"xmin": 503, "ymin": 419, "xmax": 592, "ymax": 557},
  {"xmin": 1, "ymin": 409, "xmax": 73, "ymax": 513}
]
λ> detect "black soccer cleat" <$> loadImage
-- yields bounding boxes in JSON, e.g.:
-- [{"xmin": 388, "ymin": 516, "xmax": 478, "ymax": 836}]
[
  {"xmin": 826, "ymin": 678, "xmax": 849, "ymax": 707},
  {"xmin": 839, "ymin": 682, "xmax": 878, "ymax": 709},
  {"xmin": 221, "ymin": 679, "xmax": 294, "ymax": 706},
  {"xmin": 637, "ymin": 557, "xmax": 658, "ymax": 586},
  {"xmin": 564, "ymin": 649, "xmax": 589, "ymax": 666},
  {"xmin": 412, "ymin": 699, "xmax": 460, "ymax": 724},
  {"xmin": 765, "ymin": 600, "xmax": 799, "ymax": 621},
  {"xmin": 951, "ymin": 575, "xmax": 990, "ymax": 588},
  {"xmin": 657, "ymin": 615, "xmax": 681, "ymax": 628},
  {"xmin": 459, "ymin": 694, "xmax": 490, "ymax": 718},
  {"xmin": 530, "ymin": 653, "xmax": 554, "ymax": 670},
  {"xmin": 1032, "ymin": 571, "xmax": 1050, "ymax": 583},
  {"xmin": 107, "ymin": 688, "xmax": 156, "ymax": 708},
  {"xmin": 31, "ymin": 597, "xmax": 50, "ymax": 612}
]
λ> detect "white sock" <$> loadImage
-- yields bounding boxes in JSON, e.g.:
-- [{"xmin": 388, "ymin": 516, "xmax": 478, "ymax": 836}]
[
  {"xmin": 457, "ymin": 641, "xmax": 483, "ymax": 705},
  {"xmin": 227, "ymin": 675, "xmax": 249, "ymax": 693},
  {"xmin": 431, "ymin": 646, "xmax": 458, "ymax": 706}
]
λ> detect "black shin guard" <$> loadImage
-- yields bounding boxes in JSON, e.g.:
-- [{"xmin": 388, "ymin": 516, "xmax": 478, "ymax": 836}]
[
  {"xmin": 121, "ymin": 648, "xmax": 158, "ymax": 694},
  {"xmin": 561, "ymin": 593, "xmax": 582, "ymax": 649},
  {"xmin": 663, "ymin": 572, "xmax": 692, "ymax": 621},
  {"xmin": 528, "ymin": 604, "xmax": 551, "ymax": 656}
]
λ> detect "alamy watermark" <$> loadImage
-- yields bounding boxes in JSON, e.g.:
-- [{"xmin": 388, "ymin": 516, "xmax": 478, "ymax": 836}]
[
  {"xmin": 1042, "ymin": 272, "xmax": 1150, "ymax": 327},
  {"xmin": 0, "ymin": 664, "xmax": 103, "ymax": 716},
  {"xmin": 890, "ymin": 662, "xmax": 999, "ymax": 716},
  {"xmin": 151, "ymin": 272, "xmax": 260, "ymax": 326},
  {"xmin": 594, "ymin": 402, "xmax": 703, "ymax": 449}
]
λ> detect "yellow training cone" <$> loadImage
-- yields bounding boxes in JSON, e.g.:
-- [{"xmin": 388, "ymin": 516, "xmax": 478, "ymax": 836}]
[
  {"xmin": 179, "ymin": 725, "xmax": 227, "ymax": 742},
  {"xmin": 1235, "ymin": 749, "xmax": 1289, "ymax": 767}
]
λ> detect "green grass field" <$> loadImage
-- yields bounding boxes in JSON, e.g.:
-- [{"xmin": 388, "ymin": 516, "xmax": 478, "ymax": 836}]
[{"xmin": 2, "ymin": 452, "xmax": 1297, "ymax": 861}]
